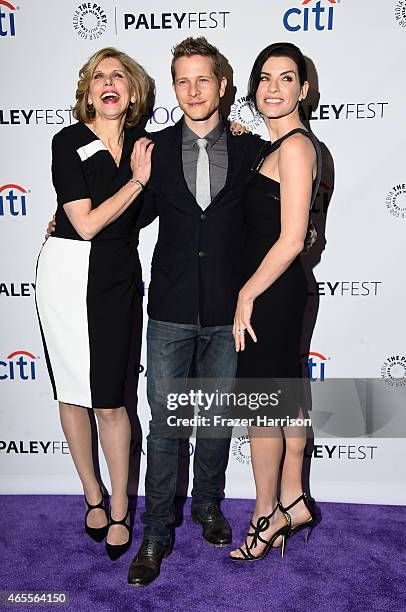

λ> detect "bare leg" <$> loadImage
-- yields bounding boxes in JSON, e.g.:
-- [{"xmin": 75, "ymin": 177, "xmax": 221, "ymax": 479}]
[
  {"xmin": 59, "ymin": 402, "xmax": 107, "ymax": 529},
  {"xmin": 230, "ymin": 426, "xmax": 287, "ymax": 558},
  {"xmin": 280, "ymin": 417, "xmax": 311, "ymax": 527},
  {"xmin": 95, "ymin": 407, "xmax": 131, "ymax": 545}
]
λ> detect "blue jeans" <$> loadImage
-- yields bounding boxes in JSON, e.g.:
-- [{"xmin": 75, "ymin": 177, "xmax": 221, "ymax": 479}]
[{"xmin": 141, "ymin": 318, "xmax": 237, "ymax": 540}]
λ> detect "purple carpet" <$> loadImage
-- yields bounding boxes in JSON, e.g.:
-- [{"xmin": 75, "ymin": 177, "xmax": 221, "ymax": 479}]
[{"xmin": 0, "ymin": 496, "xmax": 404, "ymax": 612}]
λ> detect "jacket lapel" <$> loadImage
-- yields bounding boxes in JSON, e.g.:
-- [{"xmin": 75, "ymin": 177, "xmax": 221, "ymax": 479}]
[
  {"xmin": 207, "ymin": 125, "xmax": 246, "ymax": 210},
  {"xmin": 163, "ymin": 116, "xmax": 245, "ymax": 212},
  {"xmin": 164, "ymin": 117, "xmax": 202, "ymax": 211}
]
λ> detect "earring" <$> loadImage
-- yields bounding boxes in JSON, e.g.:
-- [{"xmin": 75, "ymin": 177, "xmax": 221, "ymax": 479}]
[{"xmin": 86, "ymin": 101, "xmax": 94, "ymax": 112}]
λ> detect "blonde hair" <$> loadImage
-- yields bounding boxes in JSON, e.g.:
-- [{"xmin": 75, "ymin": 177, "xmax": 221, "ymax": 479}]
[
  {"xmin": 72, "ymin": 47, "xmax": 152, "ymax": 127},
  {"xmin": 171, "ymin": 37, "xmax": 224, "ymax": 84}
]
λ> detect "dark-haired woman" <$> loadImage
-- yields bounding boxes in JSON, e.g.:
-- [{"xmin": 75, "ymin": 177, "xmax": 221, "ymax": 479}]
[
  {"xmin": 35, "ymin": 48, "xmax": 153, "ymax": 559},
  {"xmin": 230, "ymin": 43, "xmax": 321, "ymax": 561}
]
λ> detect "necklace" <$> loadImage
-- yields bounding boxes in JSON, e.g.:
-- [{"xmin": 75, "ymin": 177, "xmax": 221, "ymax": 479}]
[{"xmin": 93, "ymin": 127, "xmax": 124, "ymax": 167}]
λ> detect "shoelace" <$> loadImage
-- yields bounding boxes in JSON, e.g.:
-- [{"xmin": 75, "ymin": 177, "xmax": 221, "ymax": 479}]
[
  {"xmin": 140, "ymin": 539, "xmax": 169, "ymax": 556},
  {"xmin": 205, "ymin": 504, "xmax": 221, "ymax": 520},
  {"xmin": 140, "ymin": 540, "xmax": 158, "ymax": 555}
]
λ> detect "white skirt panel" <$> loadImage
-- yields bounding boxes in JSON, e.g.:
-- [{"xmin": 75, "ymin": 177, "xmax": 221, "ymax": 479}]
[{"xmin": 35, "ymin": 237, "xmax": 92, "ymax": 407}]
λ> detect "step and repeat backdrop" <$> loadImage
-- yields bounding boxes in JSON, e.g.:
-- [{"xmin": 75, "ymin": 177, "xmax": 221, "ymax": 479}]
[{"xmin": 1, "ymin": 1, "xmax": 405, "ymax": 503}]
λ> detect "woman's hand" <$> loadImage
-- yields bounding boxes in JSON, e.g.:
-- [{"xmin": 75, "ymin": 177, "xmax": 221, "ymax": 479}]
[
  {"xmin": 45, "ymin": 214, "xmax": 56, "ymax": 240},
  {"xmin": 233, "ymin": 291, "xmax": 257, "ymax": 351},
  {"xmin": 131, "ymin": 137, "xmax": 154, "ymax": 185},
  {"xmin": 229, "ymin": 121, "xmax": 249, "ymax": 136}
]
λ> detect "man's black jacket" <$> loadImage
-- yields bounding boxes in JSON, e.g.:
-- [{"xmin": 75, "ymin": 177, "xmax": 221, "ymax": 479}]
[{"xmin": 136, "ymin": 118, "xmax": 264, "ymax": 327}]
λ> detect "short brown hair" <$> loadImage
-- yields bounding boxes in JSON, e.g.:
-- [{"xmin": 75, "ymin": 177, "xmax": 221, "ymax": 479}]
[
  {"xmin": 72, "ymin": 47, "xmax": 152, "ymax": 127},
  {"xmin": 171, "ymin": 37, "xmax": 223, "ymax": 84}
]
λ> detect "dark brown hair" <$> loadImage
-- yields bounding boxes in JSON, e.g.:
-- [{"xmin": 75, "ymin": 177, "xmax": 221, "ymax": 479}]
[{"xmin": 248, "ymin": 42, "xmax": 308, "ymax": 107}]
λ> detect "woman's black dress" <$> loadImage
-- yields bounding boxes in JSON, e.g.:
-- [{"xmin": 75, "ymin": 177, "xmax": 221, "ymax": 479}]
[{"xmin": 236, "ymin": 128, "xmax": 321, "ymax": 418}]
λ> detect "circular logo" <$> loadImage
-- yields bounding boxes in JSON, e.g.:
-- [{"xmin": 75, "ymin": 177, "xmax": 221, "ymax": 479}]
[
  {"xmin": 229, "ymin": 97, "xmax": 263, "ymax": 133},
  {"xmin": 73, "ymin": 3, "xmax": 107, "ymax": 40},
  {"xmin": 231, "ymin": 435, "xmax": 251, "ymax": 465},
  {"xmin": 385, "ymin": 184, "xmax": 406, "ymax": 220},
  {"xmin": 381, "ymin": 355, "xmax": 406, "ymax": 387},
  {"xmin": 395, "ymin": 0, "xmax": 406, "ymax": 27}
]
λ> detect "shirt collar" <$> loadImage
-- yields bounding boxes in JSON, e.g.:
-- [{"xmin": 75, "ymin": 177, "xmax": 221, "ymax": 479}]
[{"xmin": 182, "ymin": 116, "xmax": 225, "ymax": 149}]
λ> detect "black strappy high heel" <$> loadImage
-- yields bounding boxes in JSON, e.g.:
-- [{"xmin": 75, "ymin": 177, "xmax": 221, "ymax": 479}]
[
  {"xmin": 106, "ymin": 506, "xmax": 132, "ymax": 561},
  {"xmin": 84, "ymin": 486, "xmax": 109, "ymax": 543},
  {"xmin": 280, "ymin": 492, "xmax": 316, "ymax": 543},
  {"xmin": 229, "ymin": 503, "xmax": 291, "ymax": 561}
]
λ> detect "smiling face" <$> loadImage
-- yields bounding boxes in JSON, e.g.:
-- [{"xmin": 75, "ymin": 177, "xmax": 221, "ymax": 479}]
[
  {"xmin": 256, "ymin": 55, "xmax": 308, "ymax": 120},
  {"xmin": 172, "ymin": 55, "xmax": 226, "ymax": 123},
  {"xmin": 87, "ymin": 57, "xmax": 135, "ymax": 122}
]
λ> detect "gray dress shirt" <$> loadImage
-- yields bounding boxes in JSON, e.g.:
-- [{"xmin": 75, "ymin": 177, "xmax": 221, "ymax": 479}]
[{"xmin": 182, "ymin": 119, "xmax": 228, "ymax": 202}]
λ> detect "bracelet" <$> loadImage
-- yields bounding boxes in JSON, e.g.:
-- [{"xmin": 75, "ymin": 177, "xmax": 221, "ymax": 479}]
[{"xmin": 129, "ymin": 177, "xmax": 145, "ymax": 191}]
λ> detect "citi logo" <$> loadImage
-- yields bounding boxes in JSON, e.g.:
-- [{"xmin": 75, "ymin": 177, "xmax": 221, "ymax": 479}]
[
  {"xmin": 0, "ymin": 184, "xmax": 29, "ymax": 216},
  {"xmin": 0, "ymin": 0, "xmax": 16, "ymax": 37},
  {"xmin": 0, "ymin": 351, "xmax": 38, "ymax": 381},
  {"xmin": 283, "ymin": 0, "xmax": 337, "ymax": 32},
  {"xmin": 302, "ymin": 351, "xmax": 329, "ymax": 381}
]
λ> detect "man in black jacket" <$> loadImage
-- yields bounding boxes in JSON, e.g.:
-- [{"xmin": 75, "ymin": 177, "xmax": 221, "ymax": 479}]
[{"xmin": 128, "ymin": 37, "xmax": 263, "ymax": 587}]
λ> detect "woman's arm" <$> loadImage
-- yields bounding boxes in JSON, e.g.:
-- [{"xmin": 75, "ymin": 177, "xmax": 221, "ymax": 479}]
[
  {"xmin": 63, "ymin": 137, "xmax": 153, "ymax": 241},
  {"xmin": 233, "ymin": 134, "xmax": 316, "ymax": 350}
]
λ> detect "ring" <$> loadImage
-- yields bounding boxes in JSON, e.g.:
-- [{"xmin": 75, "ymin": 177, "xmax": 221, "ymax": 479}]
[{"xmin": 237, "ymin": 329, "xmax": 246, "ymax": 335}]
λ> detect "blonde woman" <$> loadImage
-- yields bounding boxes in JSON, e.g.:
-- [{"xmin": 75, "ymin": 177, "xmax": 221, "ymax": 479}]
[{"xmin": 35, "ymin": 48, "xmax": 153, "ymax": 560}]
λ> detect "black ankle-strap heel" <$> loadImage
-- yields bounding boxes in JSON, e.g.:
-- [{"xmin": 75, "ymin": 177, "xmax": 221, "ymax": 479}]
[
  {"xmin": 106, "ymin": 507, "xmax": 132, "ymax": 561},
  {"xmin": 280, "ymin": 492, "xmax": 316, "ymax": 543},
  {"xmin": 84, "ymin": 486, "xmax": 109, "ymax": 543},
  {"xmin": 230, "ymin": 503, "xmax": 291, "ymax": 561}
]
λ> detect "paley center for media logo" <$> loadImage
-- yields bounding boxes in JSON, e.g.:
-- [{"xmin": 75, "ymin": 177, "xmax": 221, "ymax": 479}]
[
  {"xmin": 0, "ymin": 0, "xmax": 16, "ymax": 37},
  {"xmin": 232, "ymin": 435, "xmax": 252, "ymax": 465},
  {"xmin": 381, "ymin": 355, "xmax": 406, "ymax": 388},
  {"xmin": 385, "ymin": 183, "xmax": 406, "ymax": 220},
  {"xmin": 0, "ymin": 184, "xmax": 29, "ymax": 216},
  {"xmin": 283, "ymin": 0, "xmax": 338, "ymax": 32},
  {"xmin": 395, "ymin": 0, "xmax": 406, "ymax": 27},
  {"xmin": 73, "ymin": 4, "xmax": 231, "ymax": 36},
  {"xmin": 73, "ymin": 2, "xmax": 107, "ymax": 40},
  {"xmin": 229, "ymin": 98, "xmax": 264, "ymax": 133},
  {"xmin": 0, "ymin": 350, "xmax": 39, "ymax": 381}
]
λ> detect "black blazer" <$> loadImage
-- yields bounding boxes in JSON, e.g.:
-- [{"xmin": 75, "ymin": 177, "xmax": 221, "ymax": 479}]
[{"xmin": 137, "ymin": 117, "xmax": 263, "ymax": 326}]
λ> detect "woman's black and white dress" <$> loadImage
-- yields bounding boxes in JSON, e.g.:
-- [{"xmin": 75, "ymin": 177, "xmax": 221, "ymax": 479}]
[{"xmin": 35, "ymin": 122, "xmax": 144, "ymax": 408}]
